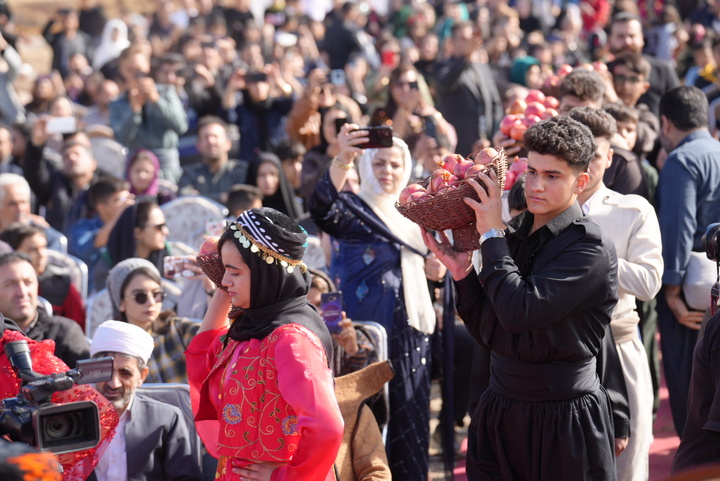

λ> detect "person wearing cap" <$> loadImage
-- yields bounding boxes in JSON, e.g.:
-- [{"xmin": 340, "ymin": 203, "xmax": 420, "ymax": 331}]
[
  {"xmin": 187, "ymin": 207, "xmax": 343, "ymax": 481},
  {"xmin": 105, "ymin": 257, "xmax": 200, "ymax": 384},
  {"xmin": 89, "ymin": 320, "xmax": 202, "ymax": 481}
]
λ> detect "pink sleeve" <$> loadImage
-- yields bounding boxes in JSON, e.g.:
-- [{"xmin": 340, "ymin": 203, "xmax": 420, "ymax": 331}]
[
  {"xmin": 185, "ymin": 328, "xmax": 227, "ymax": 458},
  {"xmin": 271, "ymin": 327, "xmax": 344, "ymax": 481}
]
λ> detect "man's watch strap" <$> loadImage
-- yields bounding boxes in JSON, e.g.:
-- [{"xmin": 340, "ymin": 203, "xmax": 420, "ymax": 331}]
[{"xmin": 479, "ymin": 228, "xmax": 505, "ymax": 246}]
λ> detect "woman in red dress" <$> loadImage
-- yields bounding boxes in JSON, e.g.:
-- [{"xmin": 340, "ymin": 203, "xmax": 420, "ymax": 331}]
[{"xmin": 187, "ymin": 208, "xmax": 343, "ymax": 481}]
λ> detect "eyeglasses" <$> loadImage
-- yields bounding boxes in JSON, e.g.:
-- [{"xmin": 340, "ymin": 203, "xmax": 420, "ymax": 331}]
[
  {"xmin": 613, "ymin": 74, "xmax": 642, "ymax": 84},
  {"xmin": 130, "ymin": 291, "xmax": 166, "ymax": 305},
  {"xmin": 144, "ymin": 223, "xmax": 167, "ymax": 231}
]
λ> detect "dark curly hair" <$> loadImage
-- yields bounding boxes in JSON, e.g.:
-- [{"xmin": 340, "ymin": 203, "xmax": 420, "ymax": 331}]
[
  {"xmin": 523, "ymin": 116, "xmax": 597, "ymax": 173},
  {"xmin": 566, "ymin": 106, "xmax": 617, "ymax": 141},
  {"xmin": 559, "ymin": 69, "xmax": 605, "ymax": 104}
]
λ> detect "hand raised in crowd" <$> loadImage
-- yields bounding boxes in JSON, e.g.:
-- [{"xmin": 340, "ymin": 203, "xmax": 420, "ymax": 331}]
[
  {"xmin": 30, "ymin": 116, "xmax": 50, "ymax": 146},
  {"xmin": 336, "ymin": 123, "xmax": 369, "ymax": 164},
  {"xmin": 193, "ymin": 64, "xmax": 216, "ymax": 89},
  {"xmin": 421, "ymin": 228, "xmax": 473, "ymax": 281},
  {"xmin": 128, "ymin": 87, "xmax": 147, "ymax": 112},
  {"xmin": 138, "ymin": 77, "xmax": 159, "ymax": 104},
  {"xmin": 227, "ymin": 68, "xmax": 247, "ymax": 93},
  {"xmin": 334, "ymin": 316, "xmax": 359, "ymax": 356}
]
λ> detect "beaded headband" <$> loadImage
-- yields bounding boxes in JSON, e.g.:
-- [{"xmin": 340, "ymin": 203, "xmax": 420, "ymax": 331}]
[{"xmin": 228, "ymin": 215, "xmax": 307, "ymax": 274}]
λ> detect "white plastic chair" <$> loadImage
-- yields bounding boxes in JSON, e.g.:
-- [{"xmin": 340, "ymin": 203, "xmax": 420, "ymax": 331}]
[
  {"xmin": 352, "ymin": 320, "xmax": 390, "ymax": 441},
  {"xmin": 160, "ymin": 195, "xmax": 229, "ymax": 249}
]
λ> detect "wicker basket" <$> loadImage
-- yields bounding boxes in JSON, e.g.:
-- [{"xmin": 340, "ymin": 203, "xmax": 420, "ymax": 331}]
[{"xmin": 395, "ymin": 149, "xmax": 507, "ymax": 251}]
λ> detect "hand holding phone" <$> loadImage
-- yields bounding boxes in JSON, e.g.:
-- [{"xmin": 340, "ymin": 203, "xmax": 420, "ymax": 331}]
[
  {"xmin": 351, "ymin": 126, "xmax": 394, "ymax": 149},
  {"xmin": 321, "ymin": 292, "xmax": 343, "ymax": 334}
]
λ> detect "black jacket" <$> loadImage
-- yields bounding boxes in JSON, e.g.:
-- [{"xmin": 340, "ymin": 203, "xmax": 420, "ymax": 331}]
[{"xmin": 24, "ymin": 305, "xmax": 89, "ymax": 369}]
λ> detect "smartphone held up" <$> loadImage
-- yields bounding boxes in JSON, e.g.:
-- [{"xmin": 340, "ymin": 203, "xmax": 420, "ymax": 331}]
[{"xmin": 321, "ymin": 292, "xmax": 343, "ymax": 334}]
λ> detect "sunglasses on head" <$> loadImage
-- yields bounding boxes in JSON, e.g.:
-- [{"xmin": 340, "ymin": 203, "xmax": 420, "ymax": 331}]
[{"xmin": 130, "ymin": 291, "xmax": 166, "ymax": 305}]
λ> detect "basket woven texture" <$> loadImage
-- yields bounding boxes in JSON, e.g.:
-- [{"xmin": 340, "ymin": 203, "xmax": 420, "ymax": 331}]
[{"xmin": 395, "ymin": 150, "xmax": 508, "ymax": 251}]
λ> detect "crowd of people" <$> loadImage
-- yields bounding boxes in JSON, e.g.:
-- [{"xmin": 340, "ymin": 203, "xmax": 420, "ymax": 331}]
[{"xmin": 1, "ymin": 0, "xmax": 720, "ymax": 479}]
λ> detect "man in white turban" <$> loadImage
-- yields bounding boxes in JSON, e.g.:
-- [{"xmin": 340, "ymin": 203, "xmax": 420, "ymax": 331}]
[{"xmin": 89, "ymin": 320, "xmax": 202, "ymax": 481}]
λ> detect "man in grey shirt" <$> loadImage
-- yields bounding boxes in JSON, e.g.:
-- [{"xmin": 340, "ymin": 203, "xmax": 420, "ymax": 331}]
[{"xmin": 178, "ymin": 116, "xmax": 249, "ymax": 204}]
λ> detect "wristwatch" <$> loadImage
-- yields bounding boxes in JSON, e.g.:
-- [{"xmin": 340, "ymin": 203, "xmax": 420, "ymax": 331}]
[{"xmin": 479, "ymin": 228, "xmax": 505, "ymax": 246}]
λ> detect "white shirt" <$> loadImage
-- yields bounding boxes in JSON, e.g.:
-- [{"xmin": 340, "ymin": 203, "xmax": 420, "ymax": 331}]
[
  {"xmin": 95, "ymin": 396, "xmax": 135, "ymax": 481},
  {"xmin": 582, "ymin": 184, "xmax": 664, "ymax": 343}
]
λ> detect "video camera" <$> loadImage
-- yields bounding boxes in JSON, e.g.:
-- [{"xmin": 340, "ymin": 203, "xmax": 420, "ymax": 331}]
[
  {"xmin": 0, "ymin": 340, "xmax": 113, "ymax": 454},
  {"xmin": 703, "ymin": 223, "xmax": 720, "ymax": 262}
]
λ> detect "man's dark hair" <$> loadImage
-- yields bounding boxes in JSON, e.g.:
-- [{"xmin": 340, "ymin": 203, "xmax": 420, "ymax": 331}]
[
  {"xmin": 566, "ymin": 107, "xmax": 617, "ymax": 140},
  {"xmin": 197, "ymin": 115, "xmax": 229, "ymax": 134},
  {"xmin": 0, "ymin": 223, "xmax": 45, "ymax": 250},
  {"xmin": 604, "ymin": 103, "xmax": 639, "ymax": 125},
  {"xmin": 523, "ymin": 116, "xmax": 597, "ymax": 173},
  {"xmin": 274, "ymin": 139, "xmax": 306, "ymax": 160},
  {"xmin": 611, "ymin": 11, "xmax": 642, "ymax": 27},
  {"xmin": 559, "ymin": 70, "xmax": 605, "ymax": 103},
  {"xmin": 227, "ymin": 184, "xmax": 264, "ymax": 215},
  {"xmin": 88, "ymin": 177, "xmax": 130, "ymax": 208},
  {"xmin": 711, "ymin": 35, "xmax": 720, "ymax": 51},
  {"xmin": 607, "ymin": 52, "xmax": 651, "ymax": 79},
  {"xmin": 0, "ymin": 251, "xmax": 33, "ymax": 269},
  {"xmin": 157, "ymin": 52, "xmax": 186, "ymax": 70},
  {"xmin": 659, "ymin": 86, "xmax": 708, "ymax": 131},
  {"xmin": 508, "ymin": 173, "xmax": 527, "ymax": 213}
]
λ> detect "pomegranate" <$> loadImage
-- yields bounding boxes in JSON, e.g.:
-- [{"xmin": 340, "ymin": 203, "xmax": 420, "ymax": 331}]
[
  {"xmin": 506, "ymin": 98, "xmax": 527, "ymax": 115},
  {"xmin": 509, "ymin": 123, "xmax": 528, "ymax": 141},
  {"xmin": 465, "ymin": 164, "xmax": 486, "ymax": 179},
  {"xmin": 438, "ymin": 154, "xmax": 463, "ymax": 172},
  {"xmin": 500, "ymin": 115, "xmax": 522, "ymax": 136},
  {"xmin": 541, "ymin": 108, "xmax": 559, "ymax": 119},
  {"xmin": 198, "ymin": 236, "xmax": 220, "ymax": 256},
  {"xmin": 522, "ymin": 114, "xmax": 542, "ymax": 127},
  {"xmin": 453, "ymin": 160, "xmax": 475, "ymax": 179},
  {"xmin": 474, "ymin": 147, "xmax": 499, "ymax": 166},
  {"xmin": 544, "ymin": 96, "xmax": 560, "ymax": 109},
  {"xmin": 504, "ymin": 170, "xmax": 517, "ymax": 191},
  {"xmin": 398, "ymin": 183, "xmax": 428, "ymax": 205},
  {"xmin": 525, "ymin": 90, "xmax": 546, "ymax": 105},
  {"xmin": 524, "ymin": 102, "xmax": 546, "ymax": 118},
  {"xmin": 556, "ymin": 64, "xmax": 573, "ymax": 78},
  {"xmin": 407, "ymin": 191, "xmax": 429, "ymax": 203},
  {"xmin": 429, "ymin": 169, "xmax": 452, "ymax": 193},
  {"xmin": 509, "ymin": 157, "xmax": 528, "ymax": 174}
]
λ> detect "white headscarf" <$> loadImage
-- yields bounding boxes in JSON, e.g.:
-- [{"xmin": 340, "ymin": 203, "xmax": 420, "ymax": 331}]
[
  {"xmin": 93, "ymin": 19, "xmax": 131, "ymax": 70},
  {"xmin": 356, "ymin": 138, "xmax": 436, "ymax": 334}
]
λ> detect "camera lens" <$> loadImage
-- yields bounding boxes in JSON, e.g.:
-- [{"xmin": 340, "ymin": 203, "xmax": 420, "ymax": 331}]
[{"xmin": 43, "ymin": 413, "xmax": 82, "ymax": 440}]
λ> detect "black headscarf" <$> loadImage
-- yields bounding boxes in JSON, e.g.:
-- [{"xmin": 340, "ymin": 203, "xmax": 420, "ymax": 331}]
[
  {"xmin": 248, "ymin": 152, "xmax": 304, "ymax": 220},
  {"xmin": 106, "ymin": 202, "xmax": 166, "ymax": 273},
  {"xmin": 219, "ymin": 208, "xmax": 333, "ymax": 362}
]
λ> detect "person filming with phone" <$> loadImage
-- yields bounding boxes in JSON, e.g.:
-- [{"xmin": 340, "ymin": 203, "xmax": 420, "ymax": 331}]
[{"xmin": 309, "ymin": 123, "xmax": 446, "ymax": 480}]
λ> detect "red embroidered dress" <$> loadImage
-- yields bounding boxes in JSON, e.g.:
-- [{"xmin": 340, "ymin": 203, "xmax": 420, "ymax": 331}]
[{"xmin": 187, "ymin": 323, "xmax": 343, "ymax": 481}]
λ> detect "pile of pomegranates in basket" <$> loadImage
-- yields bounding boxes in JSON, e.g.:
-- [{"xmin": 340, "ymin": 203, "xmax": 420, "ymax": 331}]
[{"xmin": 397, "ymin": 148, "xmax": 500, "ymax": 206}]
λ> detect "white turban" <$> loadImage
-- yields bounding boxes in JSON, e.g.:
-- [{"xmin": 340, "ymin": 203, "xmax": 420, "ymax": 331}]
[{"xmin": 90, "ymin": 320, "xmax": 155, "ymax": 364}]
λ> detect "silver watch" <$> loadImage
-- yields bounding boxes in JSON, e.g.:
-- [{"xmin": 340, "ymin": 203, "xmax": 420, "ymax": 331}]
[{"xmin": 479, "ymin": 228, "xmax": 506, "ymax": 246}]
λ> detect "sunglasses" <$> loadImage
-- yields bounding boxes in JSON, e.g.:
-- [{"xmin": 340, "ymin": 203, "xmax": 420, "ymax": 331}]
[
  {"xmin": 144, "ymin": 223, "xmax": 167, "ymax": 231},
  {"xmin": 130, "ymin": 291, "xmax": 166, "ymax": 305}
]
